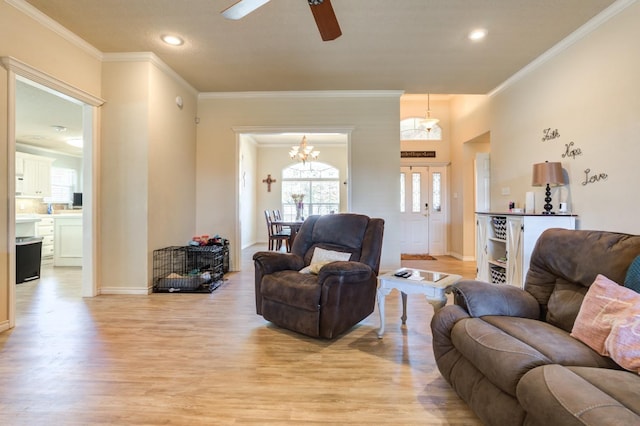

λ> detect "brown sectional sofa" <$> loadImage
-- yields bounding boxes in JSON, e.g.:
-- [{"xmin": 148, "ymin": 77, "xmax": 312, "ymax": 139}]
[{"xmin": 431, "ymin": 229, "xmax": 640, "ymax": 426}]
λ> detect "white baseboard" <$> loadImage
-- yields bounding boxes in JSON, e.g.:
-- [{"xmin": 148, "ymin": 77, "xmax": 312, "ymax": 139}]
[{"xmin": 448, "ymin": 251, "xmax": 475, "ymax": 262}]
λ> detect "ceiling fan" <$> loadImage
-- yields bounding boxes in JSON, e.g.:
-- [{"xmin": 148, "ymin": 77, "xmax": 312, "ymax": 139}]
[{"xmin": 222, "ymin": 0, "xmax": 342, "ymax": 41}]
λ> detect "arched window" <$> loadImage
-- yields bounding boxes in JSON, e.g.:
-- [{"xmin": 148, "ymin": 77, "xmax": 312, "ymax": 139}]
[
  {"xmin": 400, "ymin": 117, "xmax": 442, "ymax": 140},
  {"xmin": 281, "ymin": 162, "xmax": 340, "ymax": 220}
]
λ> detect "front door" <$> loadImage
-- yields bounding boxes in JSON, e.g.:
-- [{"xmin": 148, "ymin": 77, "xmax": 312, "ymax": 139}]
[
  {"xmin": 400, "ymin": 166, "xmax": 447, "ymax": 256},
  {"xmin": 400, "ymin": 166, "xmax": 430, "ymax": 254}
]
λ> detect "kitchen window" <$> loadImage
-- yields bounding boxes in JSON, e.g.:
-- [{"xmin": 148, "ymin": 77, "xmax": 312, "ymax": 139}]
[{"xmin": 45, "ymin": 167, "xmax": 77, "ymax": 204}]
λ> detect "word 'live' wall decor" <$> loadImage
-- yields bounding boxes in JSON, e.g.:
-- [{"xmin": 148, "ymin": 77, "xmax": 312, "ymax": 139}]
[{"xmin": 540, "ymin": 127, "xmax": 608, "ymax": 186}]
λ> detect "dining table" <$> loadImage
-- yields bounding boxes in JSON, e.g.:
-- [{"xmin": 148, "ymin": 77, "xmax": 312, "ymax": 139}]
[{"xmin": 271, "ymin": 220, "xmax": 304, "ymax": 251}]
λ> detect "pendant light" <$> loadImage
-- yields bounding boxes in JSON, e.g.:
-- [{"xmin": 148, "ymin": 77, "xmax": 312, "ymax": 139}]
[{"xmin": 421, "ymin": 93, "xmax": 439, "ymax": 132}]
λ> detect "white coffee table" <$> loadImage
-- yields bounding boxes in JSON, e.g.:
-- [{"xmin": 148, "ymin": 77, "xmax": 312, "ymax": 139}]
[{"xmin": 376, "ymin": 268, "xmax": 462, "ymax": 338}]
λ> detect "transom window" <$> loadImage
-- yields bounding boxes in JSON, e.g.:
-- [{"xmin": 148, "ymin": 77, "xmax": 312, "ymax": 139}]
[
  {"xmin": 400, "ymin": 117, "xmax": 442, "ymax": 140},
  {"xmin": 281, "ymin": 162, "xmax": 340, "ymax": 220}
]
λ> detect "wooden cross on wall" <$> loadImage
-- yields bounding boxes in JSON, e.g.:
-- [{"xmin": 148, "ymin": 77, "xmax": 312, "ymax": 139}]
[{"xmin": 262, "ymin": 174, "xmax": 276, "ymax": 192}]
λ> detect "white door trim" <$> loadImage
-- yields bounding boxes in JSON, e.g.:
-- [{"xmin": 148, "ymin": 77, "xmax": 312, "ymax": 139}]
[{"xmin": 2, "ymin": 56, "xmax": 104, "ymax": 329}]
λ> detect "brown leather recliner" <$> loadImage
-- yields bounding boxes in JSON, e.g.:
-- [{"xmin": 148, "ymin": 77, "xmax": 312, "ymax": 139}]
[{"xmin": 253, "ymin": 213, "xmax": 384, "ymax": 339}]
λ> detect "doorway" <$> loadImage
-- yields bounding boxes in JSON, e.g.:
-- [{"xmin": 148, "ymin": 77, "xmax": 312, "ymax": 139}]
[
  {"xmin": 400, "ymin": 165, "xmax": 448, "ymax": 256},
  {"xmin": 234, "ymin": 127, "xmax": 352, "ymax": 261},
  {"xmin": 3, "ymin": 57, "xmax": 103, "ymax": 329}
]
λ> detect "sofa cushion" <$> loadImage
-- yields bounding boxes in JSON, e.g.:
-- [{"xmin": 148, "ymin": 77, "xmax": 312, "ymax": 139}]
[
  {"xmin": 571, "ymin": 274, "xmax": 640, "ymax": 356},
  {"xmin": 261, "ymin": 270, "xmax": 321, "ymax": 311},
  {"xmin": 451, "ymin": 316, "xmax": 617, "ymax": 397},
  {"xmin": 483, "ymin": 316, "xmax": 615, "ymax": 368},
  {"xmin": 517, "ymin": 365, "xmax": 640, "ymax": 425}
]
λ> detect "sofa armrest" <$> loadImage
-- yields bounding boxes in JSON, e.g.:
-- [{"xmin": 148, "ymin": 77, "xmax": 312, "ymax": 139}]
[
  {"xmin": 317, "ymin": 261, "xmax": 373, "ymax": 283},
  {"xmin": 253, "ymin": 251, "xmax": 305, "ymax": 274},
  {"xmin": 452, "ymin": 280, "xmax": 540, "ymax": 319}
]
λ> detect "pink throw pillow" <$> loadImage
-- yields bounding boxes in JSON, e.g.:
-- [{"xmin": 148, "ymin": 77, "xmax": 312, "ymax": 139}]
[
  {"xmin": 570, "ymin": 274, "xmax": 640, "ymax": 356},
  {"xmin": 605, "ymin": 306, "xmax": 640, "ymax": 374}
]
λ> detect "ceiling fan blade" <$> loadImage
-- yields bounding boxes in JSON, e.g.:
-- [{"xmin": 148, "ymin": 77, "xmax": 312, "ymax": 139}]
[
  {"xmin": 222, "ymin": 0, "xmax": 270, "ymax": 20},
  {"xmin": 308, "ymin": 0, "xmax": 342, "ymax": 41}
]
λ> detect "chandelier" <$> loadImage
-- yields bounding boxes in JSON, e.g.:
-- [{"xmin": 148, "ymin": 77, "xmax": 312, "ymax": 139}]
[
  {"xmin": 289, "ymin": 135, "xmax": 319, "ymax": 164},
  {"xmin": 420, "ymin": 93, "xmax": 440, "ymax": 132}
]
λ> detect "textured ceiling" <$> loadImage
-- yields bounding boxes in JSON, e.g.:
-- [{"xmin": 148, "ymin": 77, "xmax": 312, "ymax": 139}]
[
  {"xmin": 23, "ymin": 0, "xmax": 617, "ymax": 94},
  {"xmin": 14, "ymin": 0, "xmax": 620, "ymax": 155}
]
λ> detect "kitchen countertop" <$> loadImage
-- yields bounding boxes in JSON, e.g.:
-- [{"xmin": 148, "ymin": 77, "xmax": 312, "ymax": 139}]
[{"xmin": 16, "ymin": 215, "xmax": 42, "ymax": 223}]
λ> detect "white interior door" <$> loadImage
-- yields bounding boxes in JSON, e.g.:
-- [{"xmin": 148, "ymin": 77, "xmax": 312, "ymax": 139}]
[
  {"xmin": 400, "ymin": 166, "xmax": 430, "ymax": 254},
  {"xmin": 475, "ymin": 153, "xmax": 490, "ymax": 211}
]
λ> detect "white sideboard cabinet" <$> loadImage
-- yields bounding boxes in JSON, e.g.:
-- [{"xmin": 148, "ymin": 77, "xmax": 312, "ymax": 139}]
[{"xmin": 476, "ymin": 212, "xmax": 576, "ymax": 288}]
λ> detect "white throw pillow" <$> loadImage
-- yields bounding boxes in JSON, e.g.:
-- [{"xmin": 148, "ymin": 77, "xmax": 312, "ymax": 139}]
[{"xmin": 299, "ymin": 247, "xmax": 351, "ymax": 274}]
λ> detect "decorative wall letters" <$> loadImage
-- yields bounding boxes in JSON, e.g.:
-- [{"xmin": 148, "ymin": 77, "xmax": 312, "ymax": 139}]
[
  {"xmin": 539, "ymin": 127, "xmax": 609, "ymax": 188},
  {"xmin": 562, "ymin": 141, "xmax": 582, "ymax": 160},
  {"xmin": 542, "ymin": 128, "xmax": 560, "ymax": 142},
  {"xmin": 582, "ymin": 169, "xmax": 608, "ymax": 186}
]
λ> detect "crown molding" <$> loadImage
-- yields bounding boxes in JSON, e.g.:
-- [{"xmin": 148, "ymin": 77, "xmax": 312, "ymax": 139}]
[
  {"xmin": 199, "ymin": 90, "xmax": 404, "ymax": 100},
  {"xmin": 6, "ymin": 0, "xmax": 103, "ymax": 60},
  {"xmin": 1, "ymin": 56, "xmax": 105, "ymax": 106},
  {"xmin": 102, "ymin": 52, "xmax": 198, "ymax": 96},
  {"xmin": 231, "ymin": 125, "xmax": 355, "ymax": 134},
  {"xmin": 489, "ymin": 0, "xmax": 637, "ymax": 96}
]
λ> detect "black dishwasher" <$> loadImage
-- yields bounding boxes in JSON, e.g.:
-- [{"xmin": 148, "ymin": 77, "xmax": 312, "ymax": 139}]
[{"xmin": 16, "ymin": 236, "xmax": 43, "ymax": 283}]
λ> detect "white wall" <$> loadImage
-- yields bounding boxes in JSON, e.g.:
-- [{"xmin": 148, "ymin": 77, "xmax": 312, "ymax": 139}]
[
  {"xmin": 253, "ymin": 143, "xmax": 348, "ymax": 244},
  {"xmin": 488, "ymin": 1, "xmax": 640, "ymax": 234},
  {"xmin": 100, "ymin": 61, "xmax": 151, "ymax": 291},
  {"xmin": 239, "ymin": 135, "xmax": 258, "ymax": 249},
  {"xmin": 448, "ymin": 1, "xmax": 640, "ymax": 261},
  {"xmin": 100, "ymin": 56, "xmax": 198, "ymax": 293},
  {"xmin": 196, "ymin": 92, "xmax": 402, "ymax": 271},
  {"xmin": 449, "ymin": 95, "xmax": 491, "ymax": 259}
]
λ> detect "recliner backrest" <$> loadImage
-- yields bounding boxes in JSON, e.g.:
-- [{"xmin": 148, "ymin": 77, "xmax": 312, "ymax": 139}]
[
  {"xmin": 291, "ymin": 213, "xmax": 384, "ymax": 273},
  {"xmin": 525, "ymin": 228, "xmax": 640, "ymax": 331}
]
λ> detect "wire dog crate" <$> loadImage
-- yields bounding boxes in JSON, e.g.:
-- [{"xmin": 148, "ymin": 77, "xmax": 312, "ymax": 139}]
[{"xmin": 153, "ymin": 245, "xmax": 226, "ymax": 293}]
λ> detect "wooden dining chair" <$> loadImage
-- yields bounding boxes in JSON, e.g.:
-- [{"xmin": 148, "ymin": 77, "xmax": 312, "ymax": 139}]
[
  {"xmin": 264, "ymin": 210, "xmax": 290, "ymax": 251},
  {"xmin": 272, "ymin": 209, "xmax": 290, "ymax": 234}
]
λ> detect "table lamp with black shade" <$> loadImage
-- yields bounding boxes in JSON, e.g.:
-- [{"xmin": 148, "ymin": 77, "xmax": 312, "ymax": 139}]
[{"xmin": 532, "ymin": 161, "xmax": 566, "ymax": 215}]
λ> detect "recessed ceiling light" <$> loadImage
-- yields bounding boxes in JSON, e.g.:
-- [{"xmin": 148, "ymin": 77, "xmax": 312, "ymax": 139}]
[
  {"xmin": 51, "ymin": 125, "xmax": 67, "ymax": 132},
  {"xmin": 468, "ymin": 28, "xmax": 488, "ymax": 41},
  {"xmin": 161, "ymin": 34, "xmax": 184, "ymax": 46}
]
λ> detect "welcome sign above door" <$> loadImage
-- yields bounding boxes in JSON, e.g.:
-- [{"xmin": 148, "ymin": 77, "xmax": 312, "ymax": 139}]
[{"xmin": 401, "ymin": 151, "xmax": 436, "ymax": 158}]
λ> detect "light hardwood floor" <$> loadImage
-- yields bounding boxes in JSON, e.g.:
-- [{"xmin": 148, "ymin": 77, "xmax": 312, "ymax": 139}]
[{"xmin": 1, "ymin": 246, "xmax": 481, "ymax": 425}]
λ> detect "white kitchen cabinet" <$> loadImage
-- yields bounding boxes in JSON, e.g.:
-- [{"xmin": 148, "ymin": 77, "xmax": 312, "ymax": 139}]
[
  {"xmin": 476, "ymin": 213, "xmax": 576, "ymax": 288},
  {"xmin": 36, "ymin": 216, "xmax": 55, "ymax": 262},
  {"xmin": 16, "ymin": 152, "xmax": 54, "ymax": 197},
  {"xmin": 54, "ymin": 214, "xmax": 82, "ymax": 267}
]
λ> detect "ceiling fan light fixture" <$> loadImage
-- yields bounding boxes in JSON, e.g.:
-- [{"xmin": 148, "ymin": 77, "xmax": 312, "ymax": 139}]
[{"xmin": 161, "ymin": 34, "xmax": 184, "ymax": 46}]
